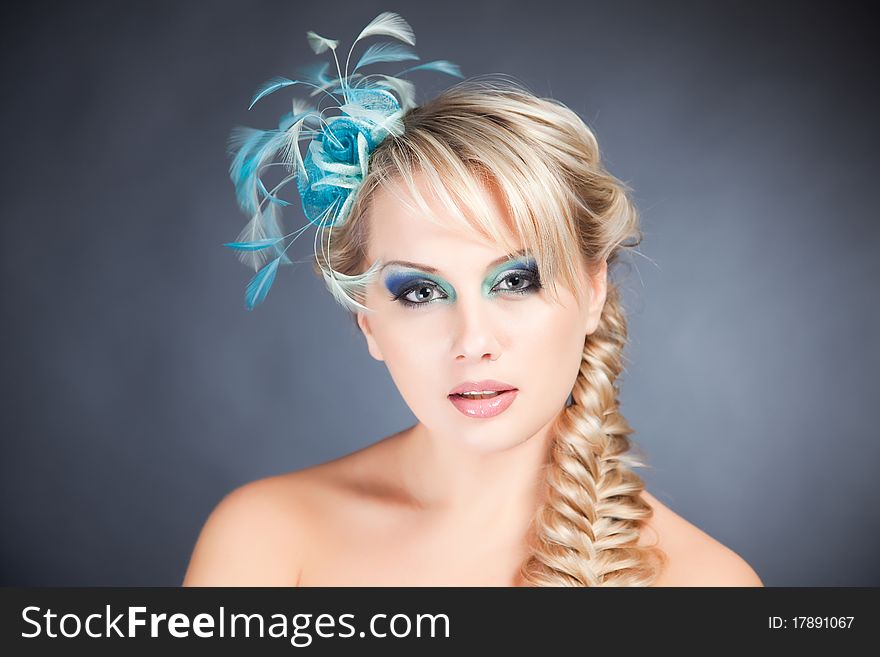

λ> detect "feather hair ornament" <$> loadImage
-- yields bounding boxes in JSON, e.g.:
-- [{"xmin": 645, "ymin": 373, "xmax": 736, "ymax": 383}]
[{"xmin": 223, "ymin": 11, "xmax": 464, "ymax": 311}]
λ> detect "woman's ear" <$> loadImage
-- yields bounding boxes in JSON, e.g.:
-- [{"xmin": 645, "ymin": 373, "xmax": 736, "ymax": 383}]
[
  {"xmin": 585, "ymin": 259, "xmax": 608, "ymax": 336},
  {"xmin": 356, "ymin": 312, "xmax": 385, "ymax": 362}
]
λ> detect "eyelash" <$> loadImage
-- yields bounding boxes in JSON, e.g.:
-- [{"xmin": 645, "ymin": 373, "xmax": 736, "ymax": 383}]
[{"xmin": 391, "ymin": 270, "xmax": 541, "ymax": 310}]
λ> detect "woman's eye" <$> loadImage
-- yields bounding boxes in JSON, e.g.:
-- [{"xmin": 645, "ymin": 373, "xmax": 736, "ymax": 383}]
[
  {"xmin": 493, "ymin": 271, "xmax": 539, "ymax": 294},
  {"xmin": 396, "ymin": 283, "xmax": 446, "ymax": 308}
]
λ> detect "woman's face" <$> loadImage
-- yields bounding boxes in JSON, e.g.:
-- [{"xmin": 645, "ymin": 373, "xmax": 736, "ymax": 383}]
[{"xmin": 356, "ymin": 173, "xmax": 607, "ymax": 453}]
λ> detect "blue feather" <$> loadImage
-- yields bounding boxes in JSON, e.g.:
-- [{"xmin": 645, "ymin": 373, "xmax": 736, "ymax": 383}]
[
  {"xmin": 258, "ymin": 177, "xmax": 291, "ymax": 206},
  {"xmin": 228, "ymin": 128, "xmax": 276, "ymax": 215},
  {"xmin": 261, "ymin": 202, "xmax": 294, "ymax": 266},
  {"xmin": 397, "ymin": 60, "xmax": 463, "ymax": 78},
  {"xmin": 245, "ymin": 257, "xmax": 281, "ymax": 309},
  {"xmin": 354, "ymin": 43, "xmax": 419, "ymax": 73},
  {"xmin": 296, "ymin": 61, "xmax": 332, "ymax": 86},
  {"xmin": 223, "ymin": 238, "xmax": 285, "ymax": 251},
  {"xmin": 227, "ymin": 128, "xmax": 292, "ymax": 215},
  {"xmin": 248, "ymin": 76, "xmax": 301, "ymax": 110},
  {"xmin": 278, "ymin": 108, "xmax": 315, "ymax": 132}
]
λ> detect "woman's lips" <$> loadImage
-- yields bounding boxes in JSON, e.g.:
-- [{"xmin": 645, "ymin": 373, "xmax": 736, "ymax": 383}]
[{"xmin": 448, "ymin": 389, "xmax": 518, "ymax": 418}]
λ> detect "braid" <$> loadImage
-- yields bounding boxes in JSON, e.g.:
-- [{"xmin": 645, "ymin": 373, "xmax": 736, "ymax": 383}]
[{"xmin": 519, "ymin": 284, "xmax": 667, "ymax": 586}]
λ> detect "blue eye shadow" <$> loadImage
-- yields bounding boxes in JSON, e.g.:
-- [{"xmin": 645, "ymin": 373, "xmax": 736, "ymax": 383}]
[
  {"xmin": 383, "ymin": 270, "xmax": 456, "ymax": 301},
  {"xmin": 482, "ymin": 257, "xmax": 539, "ymax": 290}
]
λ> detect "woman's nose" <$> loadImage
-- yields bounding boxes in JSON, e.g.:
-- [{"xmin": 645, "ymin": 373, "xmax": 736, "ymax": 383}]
[{"xmin": 451, "ymin": 294, "xmax": 503, "ymax": 362}]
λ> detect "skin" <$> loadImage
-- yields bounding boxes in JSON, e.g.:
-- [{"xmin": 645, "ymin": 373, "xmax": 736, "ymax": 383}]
[{"xmin": 182, "ymin": 172, "xmax": 764, "ymax": 587}]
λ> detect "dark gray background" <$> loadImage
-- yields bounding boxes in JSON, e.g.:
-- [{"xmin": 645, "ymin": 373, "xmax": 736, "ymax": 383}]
[{"xmin": 1, "ymin": 0, "xmax": 876, "ymax": 586}]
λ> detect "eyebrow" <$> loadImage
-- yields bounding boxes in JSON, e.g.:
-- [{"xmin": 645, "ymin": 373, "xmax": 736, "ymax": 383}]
[{"xmin": 380, "ymin": 249, "xmax": 532, "ymax": 276}]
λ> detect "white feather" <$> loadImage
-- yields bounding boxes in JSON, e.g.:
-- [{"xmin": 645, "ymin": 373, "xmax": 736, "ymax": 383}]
[
  {"xmin": 344, "ymin": 12, "xmax": 416, "ymax": 86},
  {"xmin": 291, "ymin": 96, "xmax": 312, "ymax": 116},
  {"xmin": 370, "ymin": 74, "xmax": 416, "ymax": 111},
  {"xmin": 306, "ymin": 30, "xmax": 338, "ymax": 54},
  {"xmin": 279, "ymin": 117, "xmax": 307, "ymax": 177},
  {"xmin": 234, "ymin": 211, "xmax": 271, "ymax": 271},
  {"xmin": 354, "ymin": 12, "xmax": 415, "ymax": 46}
]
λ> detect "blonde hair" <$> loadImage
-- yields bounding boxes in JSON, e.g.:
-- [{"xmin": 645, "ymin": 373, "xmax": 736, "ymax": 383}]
[{"xmin": 313, "ymin": 75, "xmax": 667, "ymax": 586}]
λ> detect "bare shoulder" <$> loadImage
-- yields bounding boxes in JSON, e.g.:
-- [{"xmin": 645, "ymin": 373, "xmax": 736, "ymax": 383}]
[
  {"xmin": 182, "ymin": 472, "xmax": 313, "ymax": 587},
  {"xmin": 640, "ymin": 490, "xmax": 764, "ymax": 587},
  {"xmin": 181, "ymin": 440, "xmax": 385, "ymax": 587}
]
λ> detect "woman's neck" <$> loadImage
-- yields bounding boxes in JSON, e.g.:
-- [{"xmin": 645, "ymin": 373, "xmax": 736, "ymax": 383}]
[{"xmin": 395, "ymin": 416, "xmax": 558, "ymax": 527}]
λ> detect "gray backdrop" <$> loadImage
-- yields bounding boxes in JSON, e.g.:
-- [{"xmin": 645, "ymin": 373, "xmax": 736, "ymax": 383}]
[{"xmin": 1, "ymin": 0, "xmax": 876, "ymax": 586}]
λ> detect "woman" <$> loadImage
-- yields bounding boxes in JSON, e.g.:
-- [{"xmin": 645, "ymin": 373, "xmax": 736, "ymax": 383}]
[{"xmin": 183, "ymin": 12, "xmax": 763, "ymax": 587}]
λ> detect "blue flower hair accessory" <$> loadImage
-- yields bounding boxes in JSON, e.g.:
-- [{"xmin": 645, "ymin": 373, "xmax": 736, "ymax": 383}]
[{"xmin": 223, "ymin": 11, "xmax": 463, "ymax": 311}]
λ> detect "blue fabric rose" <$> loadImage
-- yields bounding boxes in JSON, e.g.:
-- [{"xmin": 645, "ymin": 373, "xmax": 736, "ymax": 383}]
[
  {"xmin": 321, "ymin": 116, "xmax": 372, "ymax": 164},
  {"xmin": 296, "ymin": 89, "xmax": 403, "ymax": 227}
]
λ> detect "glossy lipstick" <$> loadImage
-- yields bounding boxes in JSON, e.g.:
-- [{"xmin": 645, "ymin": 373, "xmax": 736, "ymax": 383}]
[{"xmin": 448, "ymin": 379, "xmax": 518, "ymax": 419}]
